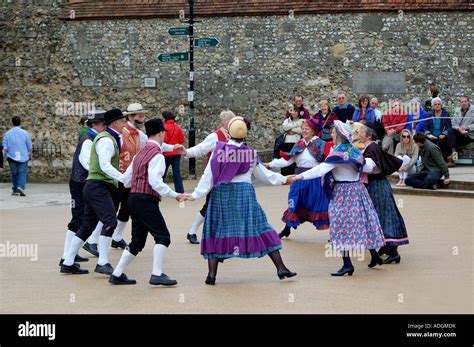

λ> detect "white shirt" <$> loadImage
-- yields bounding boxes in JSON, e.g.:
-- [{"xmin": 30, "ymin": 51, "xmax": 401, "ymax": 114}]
[
  {"xmin": 95, "ymin": 128, "xmax": 124, "ymax": 183},
  {"xmin": 282, "ymin": 118, "xmax": 303, "ymax": 143},
  {"xmin": 374, "ymin": 109, "xmax": 382, "ymax": 122},
  {"xmin": 122, "ymin": 140, "xmax": 178, "ymax": 199},
  {"xmin": 191, "ymin": 139, "xmax": 287, "ymax": 200},
  {"xmin": 185, "ymin": 130, "xmax": 226, "ymax": 158},
  {"xmin": 301, "ymin": 157, "xmax": 377, "ymax": 182},
  {"xmin": 269, "ymin": 136, "xmax": 322, "ymax": 169},
  {"xmin": 78, "ymin": 129, "xmax": 98, "ymax": 171}
]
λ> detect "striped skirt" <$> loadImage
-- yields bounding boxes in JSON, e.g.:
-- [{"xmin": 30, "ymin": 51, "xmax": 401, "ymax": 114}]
[
  {"xmin": 367, "ymin": 175, "xmax": 409, "ymax": 247},
  {"xmin": 201, "ymin": 182, "xmax": 282, "ymax": 260},
  {"xmin": 329, "ymin": 181, "xmax": 385, "ymax": 251},
  {"xmin": 281, "ymin": 168, "xmax": 330, "ymax": 230}
]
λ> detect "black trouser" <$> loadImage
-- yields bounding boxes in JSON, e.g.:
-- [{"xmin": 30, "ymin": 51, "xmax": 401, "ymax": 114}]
[
  {"xmin": 75, "ymin": 180, "xmax": 120, "ymax": 241},
  {"xmin": 405, "ymin": 171, "xmax": 442, "ymax": 189},
  {"xmin": 447, "ymin": 128, "xmax": 473, "ymax": 153},
  {"xmin": 67, "ymin": 180, "xmax": 86, "ymax": 232},
  {"xmin": 117, "ymin": 182, "xmax": 131, "ymax": 222},
  {"xmin": 280, "ymin": 142, "xmax": 296, "ymax": 176},
  {"xmin": 128, "ymin": 193, "xmax": 171, "ymax": 255},
  {"xmin": 199, "ymin": 191, "xmax": 212, "ymax": 217}
]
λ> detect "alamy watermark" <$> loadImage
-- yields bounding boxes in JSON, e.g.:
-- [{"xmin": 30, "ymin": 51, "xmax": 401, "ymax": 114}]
[
  {"xmin": 0, "ymin": 241, "xmax": 38, "ymax": 261},
  {"xmin": 55, "ymin": 100, "xmax": 95, "ymax": 117}
]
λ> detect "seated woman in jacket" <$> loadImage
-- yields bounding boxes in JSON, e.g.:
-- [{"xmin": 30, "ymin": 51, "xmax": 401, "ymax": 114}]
[
  {"xmin": 352, "ymin": 95, "xmax": 376, "ymax": 123},
  {"xmin": 406, "ymin": 97, "xmax": 428, "ymax": 133},
  {"xmin": 423, "ymin": 97, "xmax": 452, "ymax": 161},
  {"xmin": 394, "ymin": 129, "xmax": 419, "ymax": 186}
]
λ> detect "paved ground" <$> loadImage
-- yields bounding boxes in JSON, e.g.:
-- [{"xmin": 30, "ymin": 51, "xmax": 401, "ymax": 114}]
[{"xmin": 0, "ymin": 181, "xmax": 472, "ymax": 314}]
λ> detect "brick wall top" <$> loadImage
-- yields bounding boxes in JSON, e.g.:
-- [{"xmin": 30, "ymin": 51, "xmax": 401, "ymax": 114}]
[{"xmin": 60, "ymin": 0, "xmax": 473, "ymax": 20}]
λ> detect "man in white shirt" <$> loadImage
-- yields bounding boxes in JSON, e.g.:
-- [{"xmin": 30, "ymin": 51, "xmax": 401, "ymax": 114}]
[
  {"xmin": 110, "ymin": 119, "xmax": 184, "ymax": 285},
  {"xmin": 59, "ymin": 110, "xmax": 106, "ymax": 266},
  {"xmin": 60, "ymin": 109, "xmax": 127, "ymax": 275},
  {"xmin": 370, "ymin": 97, "xmax": 382, "ymax": 122},
  {"xmin": 177, "ymin": 110, "xmax": 236, "ymax": 244}
]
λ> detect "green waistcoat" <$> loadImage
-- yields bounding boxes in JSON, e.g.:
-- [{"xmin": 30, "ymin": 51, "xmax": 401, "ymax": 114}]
[{"xmin": 87, "ymin": 131, "xmax": 120, "ymax": 187}]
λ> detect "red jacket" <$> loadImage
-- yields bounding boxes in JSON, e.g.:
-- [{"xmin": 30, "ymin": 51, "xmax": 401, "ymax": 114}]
[
  {"xmin": 164, "ymin": 120, "xmax": 185, "ymax": 156},
  {"xmin": 382, "ymin": 112, "xmax": 407, "ymax": 134}
]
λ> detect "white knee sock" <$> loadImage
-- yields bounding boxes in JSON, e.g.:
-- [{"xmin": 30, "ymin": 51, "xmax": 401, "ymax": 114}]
[
  {"xmin": 112, "ymin": 249, "xmax": 135, "ymax": 277},
  {"xmin": 63, "ymin": 236, "xmax": 85, "ymax": 266},
  {"xmin": 152, "ymin": 244, "xmax": 167, "ymax": 276},
  {"xmin": 62, "ymin": 230, "xmax": 75, "ymax": 259},
  {"xmin": 188, "ymin": 213, "xmax": 204, "ymax": 235},
  {"xmin": 112, "ymin": 220, "xmax": 127, "ymax": 242},
  {"xmin": 98, "ymin": 235, "xmax": 112, "ymax": 266},
  {"xmin": 88, "ymin": 221, "xmax": 103, "ymax": 245}
]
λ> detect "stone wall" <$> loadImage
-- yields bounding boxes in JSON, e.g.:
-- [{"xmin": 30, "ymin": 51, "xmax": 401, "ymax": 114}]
[{"xmin": 1, "ymin": 1, "xmax": 473, "ymax": 181}]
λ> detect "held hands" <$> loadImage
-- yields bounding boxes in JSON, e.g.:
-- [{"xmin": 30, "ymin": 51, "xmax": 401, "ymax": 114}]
[
  {"xmin": 439, "ymin": 134, "xmax": 446, "ymax": 140},
  {"xmin": 286, "ymin": 174, "xmax": 302, "ymax": 185},
  {"xmin": 176, "ymin": 193, "xmax": 194, "ymax": 203},
  {"xmin": 263, "ymin": 163, "xmax": 270, "ymax": 169}
]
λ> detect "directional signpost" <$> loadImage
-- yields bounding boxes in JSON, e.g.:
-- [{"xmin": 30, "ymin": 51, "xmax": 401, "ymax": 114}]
[
  {"xmin": 194, "ymin": 38, "xmax": 220, "ymax": 48},
  {"xmin": 158, "ymin": 52, "xmax": 189, "ymax": 62},
  {"xmin": 159, "ymin": 0, "xmax": 221, "ymax": 177},
  {"xmin": 168, "ymin": 27, "xmax": 189, "ymax": 36}
]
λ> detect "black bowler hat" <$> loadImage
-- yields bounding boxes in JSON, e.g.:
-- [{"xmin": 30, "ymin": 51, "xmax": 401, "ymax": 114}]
[
  {"xmin": 104, "ymin": 108, "xmax": 126, "ymax": 125},
  {"xmin": 145, "ymin": 118, "xmax": 167, "ymax": 136},
  {"xmin": 362, "ymin": 120, "xmax": 386, "ymax": 140}
]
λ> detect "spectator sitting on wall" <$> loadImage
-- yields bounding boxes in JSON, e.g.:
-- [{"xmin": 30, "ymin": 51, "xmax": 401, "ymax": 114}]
[
  {"xmin": 312, "ymin": 100, "xmax": 338, "ymax": 142},
  {"xmin": 406, "ymin": 97, "xmax": 428, "ymax": 134},
  {"xmin": 394, "ymin": 129, "xmax": 419, "ymax": 186},
  {"xmin": 382, "ymin": 99, "xmax": 408, "ymax": 155},
  {"xmin": 352, "ymin": 95, "xmax": 376, "ymax": 123},
  {"xmin": 332, "ymin": 91, "xmax": 355, "ymax": 123},
  {"xmin": 285, "ymin": 95, "xmax": 310, "ymax": 120},
  {"xmin": 405, "ymin": 132, "xmax": 449, "ymax": 190},
  {"xmin": 423, "ymin": 97, "xmax": 452, "ymax": 161},
  {"xmin": 446, "ymin": 95, "xmax": 474, "ymax": 167},
  {"xmin": 370, "ymin": 97, "xmax": 382, "ymax": 122}
]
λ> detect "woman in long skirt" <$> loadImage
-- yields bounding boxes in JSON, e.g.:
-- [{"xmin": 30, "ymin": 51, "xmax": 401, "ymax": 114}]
[
  {"xmin": 184, "ymin": 117, "xmax": 296, "ymax": 285},
  {"xmin": 358, "ymin": 121, "xmax": 409, "ymax": 264},
  {"xmin": 265, "ymin": 118, "xmax": 331, "ymax": 238},
  {"xmin": 292, "ymin": 121, "xmax": 385, "ymax": 276}
]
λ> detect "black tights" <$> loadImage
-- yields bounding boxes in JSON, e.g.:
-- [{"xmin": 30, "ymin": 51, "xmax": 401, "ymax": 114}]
[
  {"xmin": 341, "ymin": 250, "xmax": 353, "ymax": 268},
  {"xmin": 207, "ymin": 250, "xmax": 287, "ymax": 278}
]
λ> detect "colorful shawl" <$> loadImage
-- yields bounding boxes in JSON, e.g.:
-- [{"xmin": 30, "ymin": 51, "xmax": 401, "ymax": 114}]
[{"xmin": 210, "ymin": 142, "xmax": 256, "ymax": 187}]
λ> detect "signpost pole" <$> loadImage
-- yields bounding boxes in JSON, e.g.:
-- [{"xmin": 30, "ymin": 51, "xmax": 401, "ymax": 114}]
[{"xmin": 188, "ymin": 0, "xmax": 196, "ymax": 178}]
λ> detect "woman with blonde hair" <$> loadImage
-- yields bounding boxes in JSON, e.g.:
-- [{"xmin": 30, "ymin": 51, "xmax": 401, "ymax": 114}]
[{"xmin": 394, "ymin": 129, "xmax": 419, "ymax": 186}]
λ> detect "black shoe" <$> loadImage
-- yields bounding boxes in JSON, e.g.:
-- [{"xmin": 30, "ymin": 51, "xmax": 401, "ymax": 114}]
[
  {"xmin": 74, "ymin": 254, "xmax": 89, "ymax": 262},
  {"xmin": 16, "ymin": 187, "xmax": 26, "ymax": 196},
  {"xmin": 111, "ymin": 239, "xmax": 128, "ymax": 249},
  {"xmin": 58, "ymin": 258, "xmax": 80, "ymax": 267},
  {"xmin": 187, "ymin": 233, "xmax": 200, "ymax": 244},
  {"xmin": 95, "ymin": 263, "xmax": 114, "ymax": 275},
  {"xmin": 383, "ymin": 254, "xmax": 401, "ymax": 264},
  {"xmin": 60, "ymin": 263, "xmax": 89, "ymax": 274},
  {"xmin": 205, "ymin": 275, "xmax": 216, "ymax": 285},
  {"xmin": 378, "ymin": 246, "xmax": 389, "ymax": 256},
  {"xmin": 82, "ymin": 242, "xmax": 99, "ymax": 257},
  {"xmin": 368, "ymin": 255, "xmax": 383, "ymax": 268},
  {"xmin": 109, "ymin": 273, "xmax": 137, "ymax": 285},
  {"xmin": 331, "ymin": 266, "xmax": 354, "ymax": 276},
  {"xmin": 149, "ymin": 273, "xmax": 177, "ymax": 286},
  {"xmin": 277, "ymin": 268, "xmax": 297, "ymax": 280},
  {"xmin": 278, "ymin": 226, "xmax": 291, "ymax": 239}
]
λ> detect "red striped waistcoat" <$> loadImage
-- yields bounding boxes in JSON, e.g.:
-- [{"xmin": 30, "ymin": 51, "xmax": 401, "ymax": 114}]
[{"xmin": 130, "ymin": 141, "xmax": 162, "ymax": 200}]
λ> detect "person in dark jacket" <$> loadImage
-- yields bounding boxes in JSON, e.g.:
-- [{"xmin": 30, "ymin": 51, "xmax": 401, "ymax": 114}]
[
  {"xmin": 333, "ymin": 91, "xmax": 355, "ymax": 123},
  {"xmin": 423, "ymin": 97, "xmax": 452, "ymax": 161},
  {"xmin": 406, "ymin": 133, "xmax": 450, "ymax": 190}
]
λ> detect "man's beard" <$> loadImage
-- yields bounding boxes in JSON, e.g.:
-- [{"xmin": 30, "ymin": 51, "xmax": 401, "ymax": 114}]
[{"xmin": 133, "ymin": 120, "xmax": 144, "ymax": 129}]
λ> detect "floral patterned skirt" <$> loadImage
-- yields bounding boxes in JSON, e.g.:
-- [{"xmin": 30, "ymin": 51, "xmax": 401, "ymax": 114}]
[{"xmin": 328, "ymin": 181, "xmax": 385, "ymax": 251}]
